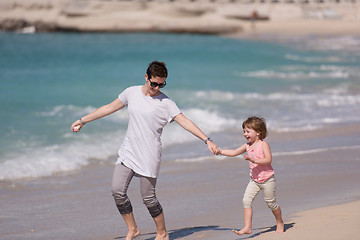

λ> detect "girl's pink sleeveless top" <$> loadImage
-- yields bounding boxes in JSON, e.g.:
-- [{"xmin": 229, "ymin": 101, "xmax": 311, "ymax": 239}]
[{"xmin": 246, "ymin": 141, "xmax": 274, "ymax": 183}]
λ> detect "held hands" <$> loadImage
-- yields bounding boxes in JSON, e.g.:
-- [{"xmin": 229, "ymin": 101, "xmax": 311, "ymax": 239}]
[
  {"xmin": 207, "ymin": 141, "xmax": 221, "ymax": 155},
  {"xmin": 214, "ymin": 147, "xmax": 222, "ymax": 155}
]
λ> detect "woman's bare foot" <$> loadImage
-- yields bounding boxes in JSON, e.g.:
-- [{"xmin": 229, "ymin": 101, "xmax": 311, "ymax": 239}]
[
  {"xmin": 232, "ymin": 227, "xmax": 252, "ymax": 236},
  {"xmin": 276, "ymin": 222, "xmax": 284, "ymax": 233},
  {"xmin": 125, "ymin": 228, "xmax": 140, "ymax": 240},
  {"xmin": 154, "ymin": 232, "xmax": 169, "ymax": 240}
]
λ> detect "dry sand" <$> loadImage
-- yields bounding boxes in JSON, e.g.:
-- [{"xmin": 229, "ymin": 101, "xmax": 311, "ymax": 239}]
[{"xmin": 255, "ymin": 200, "xmax": 360, "ymax": 240}]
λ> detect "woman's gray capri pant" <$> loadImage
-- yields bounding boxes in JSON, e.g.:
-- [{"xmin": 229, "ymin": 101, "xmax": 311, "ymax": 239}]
[{"xmin": 111, "ymin": 163, "xmax": 163, "ymax": 218}]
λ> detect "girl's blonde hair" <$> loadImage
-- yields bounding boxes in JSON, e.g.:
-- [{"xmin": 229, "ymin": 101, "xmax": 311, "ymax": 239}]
[{"xmin": 242, "ymin": 116, "xmax": 268, "ymax": 140}]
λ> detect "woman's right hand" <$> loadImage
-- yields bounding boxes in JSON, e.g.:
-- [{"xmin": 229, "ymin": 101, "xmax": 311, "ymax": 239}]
[{"xmin": 71, "ymin": 120, "xmax": 83, "ymax": 132}]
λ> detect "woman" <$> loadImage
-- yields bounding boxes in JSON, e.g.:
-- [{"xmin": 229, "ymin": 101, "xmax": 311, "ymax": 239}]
[{"xmin": 71, "ymin": 60, "xmax": 219, "ymax": 240}]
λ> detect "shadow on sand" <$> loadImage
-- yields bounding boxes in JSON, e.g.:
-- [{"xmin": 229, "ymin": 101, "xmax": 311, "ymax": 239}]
[
  {"xmin": 235, "ymin": 222, "xmax": 295, "ymax": 239},
  {"xmin": 115, "ymin": 223, "xmax": 294, "ymax": 239},
  {"xmin": 116, "ymin": 225, "xmax": 231, "ymax": 239}
]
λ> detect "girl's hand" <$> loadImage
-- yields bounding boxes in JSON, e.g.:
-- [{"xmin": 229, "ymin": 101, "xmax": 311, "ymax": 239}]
[
  {"xmin": 215, "ymin": 148, "xmax": 222, "ymax": 155},
  {"xmin": 244, "ymin": 155, "xmax": 256, "ymax": 164}
]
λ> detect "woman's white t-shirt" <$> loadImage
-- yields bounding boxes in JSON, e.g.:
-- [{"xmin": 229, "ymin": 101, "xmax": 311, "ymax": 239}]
[{"xmin": 116, "ymin": 85, "xmax": 181, "ymax": 178}]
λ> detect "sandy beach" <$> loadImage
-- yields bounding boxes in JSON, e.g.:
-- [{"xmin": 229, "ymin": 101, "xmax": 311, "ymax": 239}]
[{"xmin": 1, "ymin": 122, "xmax": 360, "ymax": 240}]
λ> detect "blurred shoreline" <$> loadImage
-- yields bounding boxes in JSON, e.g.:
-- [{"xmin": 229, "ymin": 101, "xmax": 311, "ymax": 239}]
[{"xmin": 1, "ymin": 0, "xmax": 360, "ymax": 37}]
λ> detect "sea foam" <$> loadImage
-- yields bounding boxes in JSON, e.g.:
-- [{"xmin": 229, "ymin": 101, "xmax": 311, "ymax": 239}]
[
  {"xmin": 0, "ymin": 130, "xmax": 124, "ymax": 181},
  {"xmin": 0, "ymin": 106, "xmax": 237, "ymax": 181}
]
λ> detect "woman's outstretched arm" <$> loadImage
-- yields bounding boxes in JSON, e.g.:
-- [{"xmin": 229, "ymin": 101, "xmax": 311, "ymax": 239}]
[
  {"xmin": 71, "ymin": 98, "xmax": 125, "ymax": 132},
  {"xmin": 173, "ymin": 113, "xmax": 219, "ymax": 154}
]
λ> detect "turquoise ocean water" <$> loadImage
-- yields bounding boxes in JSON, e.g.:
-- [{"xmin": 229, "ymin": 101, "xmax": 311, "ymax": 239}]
[{"xmin": 1, "ymin": 32, "xmax": 360, "ymax": 181}]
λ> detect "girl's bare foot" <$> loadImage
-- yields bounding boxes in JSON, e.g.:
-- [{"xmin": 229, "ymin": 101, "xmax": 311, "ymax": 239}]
[
  {"xmin": 154, "ymin": 232, "xmax": 169, "ymax": 240},
  {"xmin": 276, "ymin": 222, "xmax": 284, "ymax": 233},
  {"xmin": 125, "ymin": 228, "xmax": 140, "ymax": 240},
  {"xmin": 232, "ymin": 227, "xmax": 252, "ymax": 236}
]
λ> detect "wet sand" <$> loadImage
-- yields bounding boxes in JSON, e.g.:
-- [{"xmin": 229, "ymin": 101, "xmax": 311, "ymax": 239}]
[{"xmin": 1, "ymin": 123, "xmax": 360, "ymax": 239}]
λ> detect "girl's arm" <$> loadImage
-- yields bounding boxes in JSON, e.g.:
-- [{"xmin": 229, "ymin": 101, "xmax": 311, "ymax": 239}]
[
  {"xmin": 71, "ymin": 98, "xmax": 125, "ymax": 132},
  {"xmin": 219, "ymin": 144, "xmax": 247, "ymax": 157},
  {"xmin": 245, "ymin": 141, "xmax": 272, "ymax": 164},
  {"xmin": 173, "ymin": 113, "xmax": 219, "ymax": 154}
]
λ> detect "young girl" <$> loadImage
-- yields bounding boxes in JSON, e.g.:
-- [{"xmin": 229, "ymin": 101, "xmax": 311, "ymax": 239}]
[{"xmin": 218, "ymin": 116, "xmax": 284, "ymax": 235}]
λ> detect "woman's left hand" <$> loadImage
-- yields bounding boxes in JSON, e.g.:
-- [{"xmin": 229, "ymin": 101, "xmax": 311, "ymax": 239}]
[{"xmin": 207, "ymin": 141, "xmax": 220, "ymax": 155}]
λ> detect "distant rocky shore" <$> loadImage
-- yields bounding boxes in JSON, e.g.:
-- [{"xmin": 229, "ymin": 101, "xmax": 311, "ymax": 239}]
[
  {"xmin": 1, "ymin": 19, "xmax": 66, "ymax": 32},
  {"xmin": 0, "ymin": 18, "xmax": 240, "ymax": 34}
]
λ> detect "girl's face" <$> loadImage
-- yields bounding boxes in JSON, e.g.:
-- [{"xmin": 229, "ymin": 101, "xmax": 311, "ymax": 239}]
[{"xmin": 243, "ymin": 126, "xmax": 260, "ymax": 143}]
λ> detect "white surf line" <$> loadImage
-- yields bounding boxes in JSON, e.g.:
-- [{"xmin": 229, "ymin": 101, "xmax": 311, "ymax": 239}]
[
  {"xmin": 273, "ymin": 145, "xmax": 360, "ymax": 157},
  {"xmin": 174, "ymin": 145, "xmax": 360, "ymax": 162}
]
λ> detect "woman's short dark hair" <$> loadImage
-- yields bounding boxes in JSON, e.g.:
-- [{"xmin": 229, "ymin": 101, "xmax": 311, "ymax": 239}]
[
  {"xmin": 242, "ymin": 116, "xmax": 268, "ymax": 140},
  {"xmin": 146, "ymin": 60, "xmax": 168, "ymax": 79}
]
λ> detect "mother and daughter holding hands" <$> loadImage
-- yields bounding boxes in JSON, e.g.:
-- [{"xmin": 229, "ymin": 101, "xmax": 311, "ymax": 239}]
[{"xmin": 71, "ymin": 60, "xmax": 284, "ymax": 240}]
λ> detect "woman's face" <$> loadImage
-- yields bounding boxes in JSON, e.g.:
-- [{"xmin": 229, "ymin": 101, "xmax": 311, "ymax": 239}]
[{"xmin": 145, "ymin": 75, "xmax": 167, "ymax": 96}]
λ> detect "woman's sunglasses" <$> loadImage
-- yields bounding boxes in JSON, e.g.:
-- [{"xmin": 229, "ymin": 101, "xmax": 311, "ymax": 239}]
[{"xmin": 148, "ymin": 78, "xmax": 166, "ymax": 88}]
